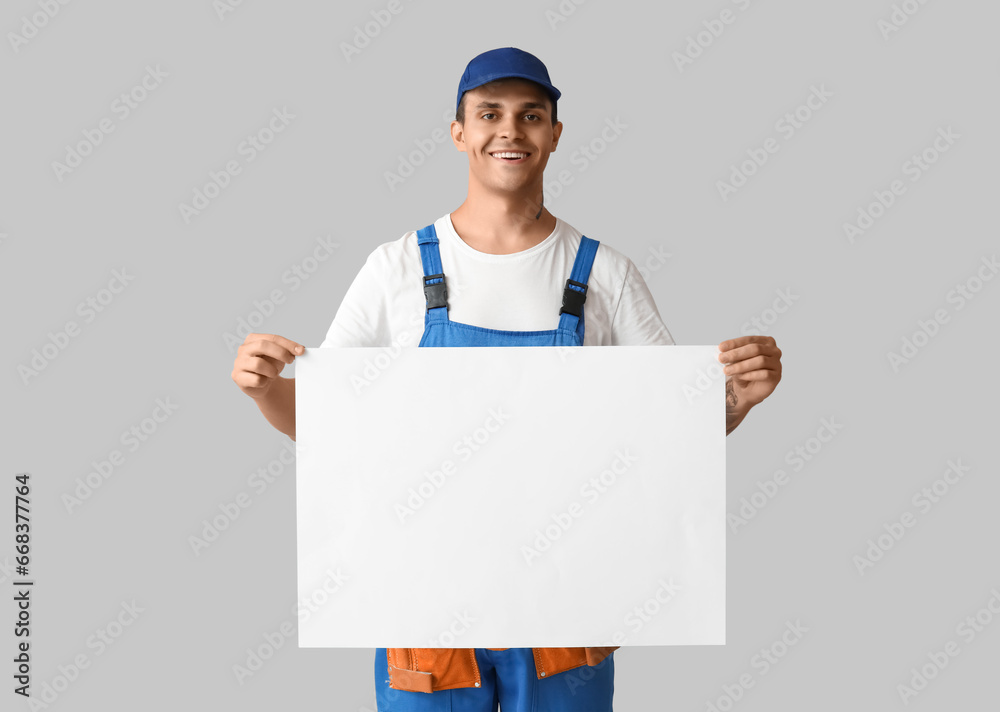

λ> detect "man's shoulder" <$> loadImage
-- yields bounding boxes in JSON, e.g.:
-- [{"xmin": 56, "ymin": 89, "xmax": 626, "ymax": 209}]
[
  {"xmin": 356, "ymin": 214, "xmax": 462, "ymax": 281},
  {"xmin": 362, "ymin": 227, "xmax": 421, "ymax": 266},
  {"xmin": 558, "ymin": 219, "xmax": 634, "ymax": 277},
  {"xmin": 592, "ymin": 239, "xmax": 632, "ymax": 272}
]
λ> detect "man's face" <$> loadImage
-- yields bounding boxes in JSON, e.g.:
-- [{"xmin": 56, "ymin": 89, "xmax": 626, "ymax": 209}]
[{"xmin": 451, "ymin": 78, "xmax": 563, "ymax": 197}]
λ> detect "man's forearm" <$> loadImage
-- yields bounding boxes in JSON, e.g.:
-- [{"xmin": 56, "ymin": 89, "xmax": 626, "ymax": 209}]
[
  {"xmin": 255, "ymin": 376, "xmax": 296, "ymax": 440},
  {"xmin": 725, "ymin": 377, "xmax": 750, "ymax": 436}
]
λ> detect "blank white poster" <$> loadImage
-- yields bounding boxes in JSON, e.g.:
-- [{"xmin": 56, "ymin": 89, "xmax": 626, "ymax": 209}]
[{"xmin": 295, "ymin": 345, "xmax": 725, "ymax": 648}]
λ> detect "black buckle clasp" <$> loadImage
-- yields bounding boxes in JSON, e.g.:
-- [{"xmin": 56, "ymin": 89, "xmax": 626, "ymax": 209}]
[
  {"xmin": 423, "ymin": 273, "xmax": 448, "ymax": 311},
  {"xmin": 560, "ymin": 279, "xmax": 588, "ymax": 317}
]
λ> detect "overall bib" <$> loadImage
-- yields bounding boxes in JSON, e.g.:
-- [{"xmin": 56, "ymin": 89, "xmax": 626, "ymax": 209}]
[{"xmin": 374, "ymin": 223, "xmax": 615, "ymax": 711}]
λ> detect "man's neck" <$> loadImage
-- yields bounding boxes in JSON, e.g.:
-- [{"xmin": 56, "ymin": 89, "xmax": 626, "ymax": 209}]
[{"xmin": 450, "ymin": 193, "xmax": 557, "ymax": 255}]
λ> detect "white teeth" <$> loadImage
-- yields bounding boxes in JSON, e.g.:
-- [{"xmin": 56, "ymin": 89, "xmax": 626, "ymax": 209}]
[{"xmin": 492, "ymin": 152, "xmax": 528, "ymax": 159}]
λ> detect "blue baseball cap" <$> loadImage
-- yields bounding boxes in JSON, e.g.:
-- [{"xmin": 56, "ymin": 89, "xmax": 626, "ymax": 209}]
[{"xmin": 456, "ymin": 47, "xmax": 561, "ymax": 113}]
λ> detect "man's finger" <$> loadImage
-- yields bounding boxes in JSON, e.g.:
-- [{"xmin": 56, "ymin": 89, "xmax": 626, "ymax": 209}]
[
  {"xmin": 718, "ymin": 335, "xmax": 775, "ymax": 352},
  {"xmin": 241, "ymin": 353, "xmax": 290, "ymax": 382},
  {"xmin": 730, "ymin": 370, "xmax": 776, "ymax": 382},
  {"xmin": 724, "ymin": 355, "xmax": 777, "ymax": 375},
  {"xmin": 242, "ymin": 334, "xmax": 304, "ymax": 363},
  {"xmin": 262, "ymin": 333, "xmax": 305, "ymax": 356},
  {"xmin": 718, "ymin": 342, "xmax": 780, "ymax": 364}
]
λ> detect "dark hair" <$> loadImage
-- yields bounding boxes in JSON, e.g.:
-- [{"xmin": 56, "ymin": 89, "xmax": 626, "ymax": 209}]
[{"xmin": 456, "ymin": 82, "xmax": 558, "ymax": 126}]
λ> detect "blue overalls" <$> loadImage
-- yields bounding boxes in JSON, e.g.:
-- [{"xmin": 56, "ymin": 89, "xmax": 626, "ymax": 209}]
[{"xmin": 374, "ymin": 223, "xmax": 615, "ymax": 712}]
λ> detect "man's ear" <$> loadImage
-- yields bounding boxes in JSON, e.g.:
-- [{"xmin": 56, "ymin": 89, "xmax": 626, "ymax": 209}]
[
  {"xmin": 450, "ymin": 120, "xmax": 468, "ymax": 152},
  {"xmin": 550, "ymin": 121, "xmax": 563, "ymax": 152}
]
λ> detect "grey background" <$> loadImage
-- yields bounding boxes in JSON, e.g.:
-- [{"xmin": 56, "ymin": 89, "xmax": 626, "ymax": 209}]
[{"xmin": 3, "ymin": 0, "xmax": 998, "ymax": 710}]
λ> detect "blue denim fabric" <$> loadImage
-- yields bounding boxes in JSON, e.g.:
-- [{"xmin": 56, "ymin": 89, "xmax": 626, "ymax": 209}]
[
  {"xmin": 374, "ymin": 647, "xmax": 614, "ymax": 712},
  {"xmin": 373, "ymin": 223, "xmax": 613, "ymax": 711},
  {"xmin": 415, "ymin": 224, "xmax": 599, "ymax": 348}
]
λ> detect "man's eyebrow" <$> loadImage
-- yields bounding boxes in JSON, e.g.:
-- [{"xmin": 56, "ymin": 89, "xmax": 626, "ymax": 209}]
[{"xmin": 473, "ymin": 100, "xmax": 549, "ymax": 111}]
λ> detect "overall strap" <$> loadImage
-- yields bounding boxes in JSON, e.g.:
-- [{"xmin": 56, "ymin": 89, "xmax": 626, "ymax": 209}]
[
  {"xmin": 416, "ymin": 224, "xmax": 448, "ymax": 323},
  {"xmin": 559, "ymin": 236, "xmax": 600, "ymax": 324}
]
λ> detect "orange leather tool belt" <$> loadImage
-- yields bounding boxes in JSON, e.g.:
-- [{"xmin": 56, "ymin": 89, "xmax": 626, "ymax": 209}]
[{"xmin": 386, "ymin": 646, "xmax": 619, "ymax": 693}]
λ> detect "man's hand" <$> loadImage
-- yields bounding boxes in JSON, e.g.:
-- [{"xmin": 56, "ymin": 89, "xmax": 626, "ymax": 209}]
[
  {"xmin": 717, "ymin": 335, "xmax": 782, "ymax": 434},
  {"xmin": 231, "ymin": 333, "xmax": 304, "ymax": 399}
]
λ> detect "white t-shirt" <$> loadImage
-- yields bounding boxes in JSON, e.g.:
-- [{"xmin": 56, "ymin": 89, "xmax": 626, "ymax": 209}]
[{"xmin": 320, "ymin": 213, "xmax": 674, "ymax": 349}]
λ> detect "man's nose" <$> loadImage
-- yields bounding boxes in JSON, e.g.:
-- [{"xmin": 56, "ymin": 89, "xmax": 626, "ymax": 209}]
[{"xmin": 497, "ymin": 116, "xmax": 524, "ymax": 139}]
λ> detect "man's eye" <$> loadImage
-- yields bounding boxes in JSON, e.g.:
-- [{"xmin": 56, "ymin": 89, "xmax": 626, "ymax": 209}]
[
  {"xmin": 524, "ymin": 114, "xmax": 540, "ymax": 121},
  {"xmin": 481, "ymin": 113, "xmax": 496, "ymax": 120}
]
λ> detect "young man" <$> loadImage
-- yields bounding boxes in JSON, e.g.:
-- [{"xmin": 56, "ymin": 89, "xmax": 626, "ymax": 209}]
[{"xmin": 231, "ymin": 47, "xmax": 782, "ymax": 712}]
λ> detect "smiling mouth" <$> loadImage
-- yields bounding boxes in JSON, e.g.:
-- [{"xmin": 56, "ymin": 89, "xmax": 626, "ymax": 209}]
[{"xmin": 490, "ymin": 151, "xmax": 530, "ymax": 162}]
